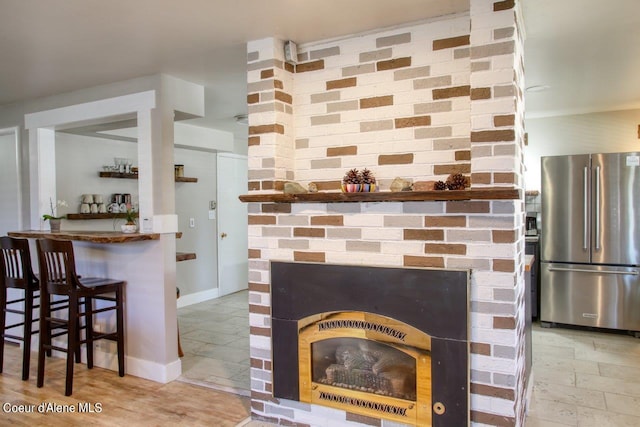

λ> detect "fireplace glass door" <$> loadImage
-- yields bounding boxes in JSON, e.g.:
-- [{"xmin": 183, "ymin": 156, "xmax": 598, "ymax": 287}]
[{"xmin": 298, "ymin": 312, "xmax": 432, "ymax": 426}]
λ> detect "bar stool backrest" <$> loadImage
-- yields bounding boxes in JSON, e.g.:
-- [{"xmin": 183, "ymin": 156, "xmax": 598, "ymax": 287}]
[
  {"xmin": 36, "ymin": 239, "xmax": 80, "ymax": 296},
  {"xmin": 1, "ymin": 236, "xmax": 35, "ymax": 290}
]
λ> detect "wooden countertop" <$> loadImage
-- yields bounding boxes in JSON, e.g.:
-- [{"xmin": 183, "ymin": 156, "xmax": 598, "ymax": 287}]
[{"xmin": 8, "ymin": 230, "xmax": 161, "ymax": 244}]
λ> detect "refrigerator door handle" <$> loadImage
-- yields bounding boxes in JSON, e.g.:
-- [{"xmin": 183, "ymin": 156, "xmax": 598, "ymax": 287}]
[
  {"xmin": 583, "ymin": 166, "xmax": 588, "ymax": 250},
  {"xmin": 548, "ymin": 266, "xmax": 639, "ymax": 275},
  {"xmin": 594, "ymin": 166, "xmax": 601, "ymax": 251}
]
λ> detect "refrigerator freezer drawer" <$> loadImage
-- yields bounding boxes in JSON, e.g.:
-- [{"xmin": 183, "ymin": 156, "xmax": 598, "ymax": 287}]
[{"xmin": 541, "ymin": 262, "xmax": 640, "ymax": 331}]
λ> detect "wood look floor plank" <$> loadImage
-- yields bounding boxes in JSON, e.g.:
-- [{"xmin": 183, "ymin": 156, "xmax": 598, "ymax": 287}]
[{"xmin": 0, "ymin": 343, "xmax": 250, "ymax": 426}]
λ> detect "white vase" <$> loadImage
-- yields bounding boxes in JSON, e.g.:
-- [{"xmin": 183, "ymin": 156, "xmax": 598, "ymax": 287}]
[
  {"xmin": 121, "ymin": 224, "xmax": 137, "ymax": 234},
  {"xmin": 49, "ymin": 219, "xmax": 61, "ymax": 233}
]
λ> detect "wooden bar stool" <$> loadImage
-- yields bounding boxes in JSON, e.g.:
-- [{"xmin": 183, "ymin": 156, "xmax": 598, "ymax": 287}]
[
  {"xmin": 0, "ymin": 236, "xmax": 40, "ymax": 380},
  {"xmin": 36, "ymin": 238, "xmax": 126, "ymax": 396}
]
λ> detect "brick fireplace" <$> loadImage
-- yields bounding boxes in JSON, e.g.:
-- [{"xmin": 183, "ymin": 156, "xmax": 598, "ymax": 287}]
[{"xmin": 244, "ymin": 1, "xmax": 527, "ymax": 426}]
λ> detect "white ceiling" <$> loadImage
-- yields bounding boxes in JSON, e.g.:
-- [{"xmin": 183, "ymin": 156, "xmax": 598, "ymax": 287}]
[{"xmin": 1, "ymin": 0, "xmax": 639, "ymax": 139}]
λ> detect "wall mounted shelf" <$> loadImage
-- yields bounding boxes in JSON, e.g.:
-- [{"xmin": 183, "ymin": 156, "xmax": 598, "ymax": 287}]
[
  {"xmin": 99, "ymin": 171, "xmax": 197, "ymax": 182},
  {"xmin": 66, "ymin": 213, "xmax": 139, "ymax": 220},
  {"xmin": 239, "ymin": 188, "xmax": 521, "ymax": 203}
]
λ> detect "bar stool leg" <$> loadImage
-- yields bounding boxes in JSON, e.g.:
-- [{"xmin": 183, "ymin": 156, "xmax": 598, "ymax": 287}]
[
  {"xmin": 176, "ymin": 287, "xmax": 184, "ymax": 358},
  {"xmin": 21, "ymin": 288, "xmax": 34, "ymax": 380},
  {"xmin": 0, "ymin": 287, "xmax": 6, "ymax": 374},
  {"xmin": 65, "ymin": 297, "xmax": 78, "ymax": 396},
  {"xmin": 116, "ymin": 288, "xmax": 125, "ymax": 377}
]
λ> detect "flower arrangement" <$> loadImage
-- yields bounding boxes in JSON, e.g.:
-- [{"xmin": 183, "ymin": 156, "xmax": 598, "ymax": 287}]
[{"xmin": 42, "ymin": 198, "xmax": 68, "ymax": 221}]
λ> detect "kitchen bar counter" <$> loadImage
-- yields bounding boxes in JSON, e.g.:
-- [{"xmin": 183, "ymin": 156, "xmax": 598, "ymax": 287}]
[{"xmin": 8, "ymin": 230, "xmax": 161, "ymax": 243}]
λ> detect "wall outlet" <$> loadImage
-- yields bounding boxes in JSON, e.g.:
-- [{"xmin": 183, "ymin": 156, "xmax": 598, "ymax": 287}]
[{"xmin": 189, "ymin": 218, "xmax": 195, "ymax": 228}]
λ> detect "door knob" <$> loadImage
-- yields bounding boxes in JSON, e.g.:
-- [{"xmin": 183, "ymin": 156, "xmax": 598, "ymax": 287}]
[{"xmin": 221, "ymin": 232, "xmax": 227, "ymax": 239}]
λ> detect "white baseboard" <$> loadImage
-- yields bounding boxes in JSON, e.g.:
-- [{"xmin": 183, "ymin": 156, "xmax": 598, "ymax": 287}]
[{"xmin": 177, "ymin": 288, "xmax": 219, "ymax": 308}]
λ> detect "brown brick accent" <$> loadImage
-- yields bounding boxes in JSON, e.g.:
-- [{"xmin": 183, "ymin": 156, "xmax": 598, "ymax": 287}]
[
  {"xmin": 379, "ymin": 153, "xmax": 414, "ymax": 165},
  {"xmin": 311, "ymin": 215, "xmax": 344, "ymax": 226},
  {"xmin": 455, "ymin": 150, "xmax": 471, "ymax": 161},
  {"xmin": 494, "ymin": 316, "xmax": 516, "ymax": 329},
  {"xmin": 446, "ymin": 201, "xmax": 490, "ymax": 213},
  {"xmin": 346, "ymin": 412, "xmax": 381, "ymax": 426},
  {"xmin": 425, "ymin": 243, "xmax": 466, "ymax": 255},
  {"xmin": 295, "ymin": 60, "xmax": 324, "ymax": 73},
  {"xmin": 471, "ymin": 342, "xmax": 491, "ymax": 356},
  {"xmin": 425, "ymin": 216, "xmax": 466, "ymax": 227},
  {"xmin": 293, "ymin": 228, "xmax": 326, "ymax": 238},
  {"xmin": 471, "ymin": 383, "xmax": 515, "ymax": 401},
  {"xmin": 404, "ymin": 255, "xmax": 444, "ymax": 268},
  {"xmin": 471, "ymin": 87, "xmax": 491, "ymax": 100},
  {"xmin": 265, "ymin": 383, "xmax": 273, "ymax": 393},
  {"xmin": 248, "ymin": 136, "xmax": 260, "ymax": 146},
  {"xmin": 494, "ymin": 259, "xmax": 515, "ymax": 272},
  {"xmin": 249, "ymin": 124, "xmax": 285, "ymax": 135},
  {"xmin": 261, "ymin": 69, "xmax": 274, "ymax": 79},
  {"xmin": 274, "ymin": 80, "xmax": 284, "ymax": 89},
  {"xmin": 294, "ymin": 251, "xmax": 326, "ymax": 263},
  {"xmin": 479, "ymin": 411, "xmax": 512, "ymax": 427},
  {"xmin": 248, "ymin": 181, "xmax": 260, "ymax": 191},
  {"xmin": 251, "ymin": 401, "xmax": 265, "ymax": 412},
  {"xmin": 249, "ymin": 282, "xmax": 270, "ymax": 293},
  {"xmin": 327, "ymin": 146, "xmax": 357, "ymax": 157},
  {"xmin": 360, "ymin": 95, "xmax": 394, "ymax": 109},
  {"xmin": 494, "ymin": 172, "xmax": 517, "ymax": 184},
  {"xmin": 248, "ymin": 215, "xmax": 276, "ymax": 225},
  {"xmin": 494, "ymin": 114, "xmax": 515, "ymax": 127},
  {"xmin": 265, "ymin": 361, "xmax": 272, "ymax": 371},
  {"xmin": 247, "ymin": 93, "xmax": 259, "ymax": 104},
  {"xmin": 376, "ymin": 57, "xmax": 412, "ymax": 71},
  {"xmin": 471, "ymin": 172, "xmax": 492, "ymax": 184},
  {"xmin": 394, "ymin": 115, "xmax": 431, "ymax": 128},
  {"xmin": 471, "ymin": 129, "xmax": 515, "ymax": 142},
  {"xmin": 274, "ymin": 91, "xmax": 292, "ymax": 104},
  {"xmin": 249, "ymin": 304, "xmax": 270, "ymax": 315},
  {"xmin": 262, "ymin": 204, "xmax": 291, "ymax": 214},
  {"xmin": 250, "ymin": 326, "xmax": 271, "ymax": 337},
  {"xmin": 432, "ymin": 85, "xmax": 470, "ymax": 100},
  {"xmin": 314, "ymin": 180, "xmax": 342, "ymax": 191},
  {"xmin": 492, "ymin": 230, "xmax": 516, "ymax": 243},
  {"xmin": 248, "ymin": 248, "xmax": 261, "ymax": 258},
  {"xmin": 432, "ymin": 35, "xmax": 470, "ymax": 50},
  {"xmin": 284, "ymin": 62, "xmax": 295, "ymax": 73},
  {"xmin": 250, "ymin": 358, "xmax": 263, "ymax": 369},
  {"xmin": 327, "ymin": 77, "xmax": 357, "ymax": 90},
  {"xmin": 261, "ymin": 180, "xmax": 286, "ymax": 191},
  {"xmin": 493, "ymin": 0, "xmax": 516, "ymax": 12},
  {"xmin": 433, "ymin": 163, "xmax": 470, "ymax": 175},
  {"xmin": 404, "ymin": 229, "xmax": 444, "ymax": 241}
]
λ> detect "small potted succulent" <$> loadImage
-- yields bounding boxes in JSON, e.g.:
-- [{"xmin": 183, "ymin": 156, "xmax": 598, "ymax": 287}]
[{"xmin": 120, "ymin": 209, "xmax": 138, "ymax": 234}]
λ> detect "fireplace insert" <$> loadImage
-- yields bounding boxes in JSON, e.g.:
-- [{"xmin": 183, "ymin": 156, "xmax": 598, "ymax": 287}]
[{"xmin": 271, "ymin": 262, "xmax": 469, "ymax": 426}]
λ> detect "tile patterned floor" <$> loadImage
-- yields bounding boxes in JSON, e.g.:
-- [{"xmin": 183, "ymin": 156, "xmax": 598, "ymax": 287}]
[
  {"xmin": 526, "ymin": 324, "xmax": 640, "ymax": 426},
  {"xmin": 177, "ymin": 290, "xmax": 250, "ymax": 396},
  {"xmin": 177, "ymin": 293, "xmax": 640, "ymax": 426}
]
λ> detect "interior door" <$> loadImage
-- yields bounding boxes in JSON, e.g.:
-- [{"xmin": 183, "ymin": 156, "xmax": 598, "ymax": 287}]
[
  {"xmin": 216, "ymin": 153, "xmax": 248, "ymax": 297},
  {"xmin": 591, "ymin": 152, "xmax": 640, "ymax": 266},
  {"xmin": 541, "ymin": 154, "xmax": 591, "ymax": 263}
]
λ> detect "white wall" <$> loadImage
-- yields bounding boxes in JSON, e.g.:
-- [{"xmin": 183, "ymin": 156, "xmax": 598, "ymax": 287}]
[
  {"xmin": 175, "ymin": 147, "xmax": 218, "ymax": 296},
  {"xmin": 0, "ymin": 129, "xmax": 21, "ymax": 234},
  {"xmin": 524, "ymin": 109, "xmax": 640, "ymax": 191}
]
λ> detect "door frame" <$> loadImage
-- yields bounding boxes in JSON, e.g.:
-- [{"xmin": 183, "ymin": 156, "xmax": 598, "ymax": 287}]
[{"xmin": 0, "ymin": 126, "xmax": 23, "ymax": 232}]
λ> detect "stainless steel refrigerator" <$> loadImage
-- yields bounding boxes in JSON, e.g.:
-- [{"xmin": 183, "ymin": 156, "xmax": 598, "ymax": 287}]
[{"xmin": 540, "ymin": 152, "xmax": 640, "ymax": 334}]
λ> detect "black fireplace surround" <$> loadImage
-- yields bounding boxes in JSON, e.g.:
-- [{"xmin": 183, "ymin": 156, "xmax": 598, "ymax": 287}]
[{"xmin": 271, "ymin": 262, "xmax": 469, "ymax": 426}]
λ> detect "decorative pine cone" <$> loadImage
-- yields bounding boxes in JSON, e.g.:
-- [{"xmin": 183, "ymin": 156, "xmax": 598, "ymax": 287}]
[
  {"xmin": 446, "ymin": 173, "xmax": 469, "ymax": 190},
  {"xmin": 360, "ymin": 168, "xmax": 376, "ymax": 184},
  {"xmin": 343, "ymin": 168, "xmax": 362, "ymax": 184},
  {"xmin": 434, "ymin": 180, "xmax": 447, "ymax": 190}
]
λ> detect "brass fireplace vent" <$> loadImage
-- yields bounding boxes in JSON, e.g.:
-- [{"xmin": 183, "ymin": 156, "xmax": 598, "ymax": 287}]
[{"xmin": 298, "ymin": 312, "xmax": 433, "ymax": 426}]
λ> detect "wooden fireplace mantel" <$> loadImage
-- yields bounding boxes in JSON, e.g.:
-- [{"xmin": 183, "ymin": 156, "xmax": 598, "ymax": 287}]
[{"xmin": 239, "ymin": 187, "xmax": 521, "ymax": 203}]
